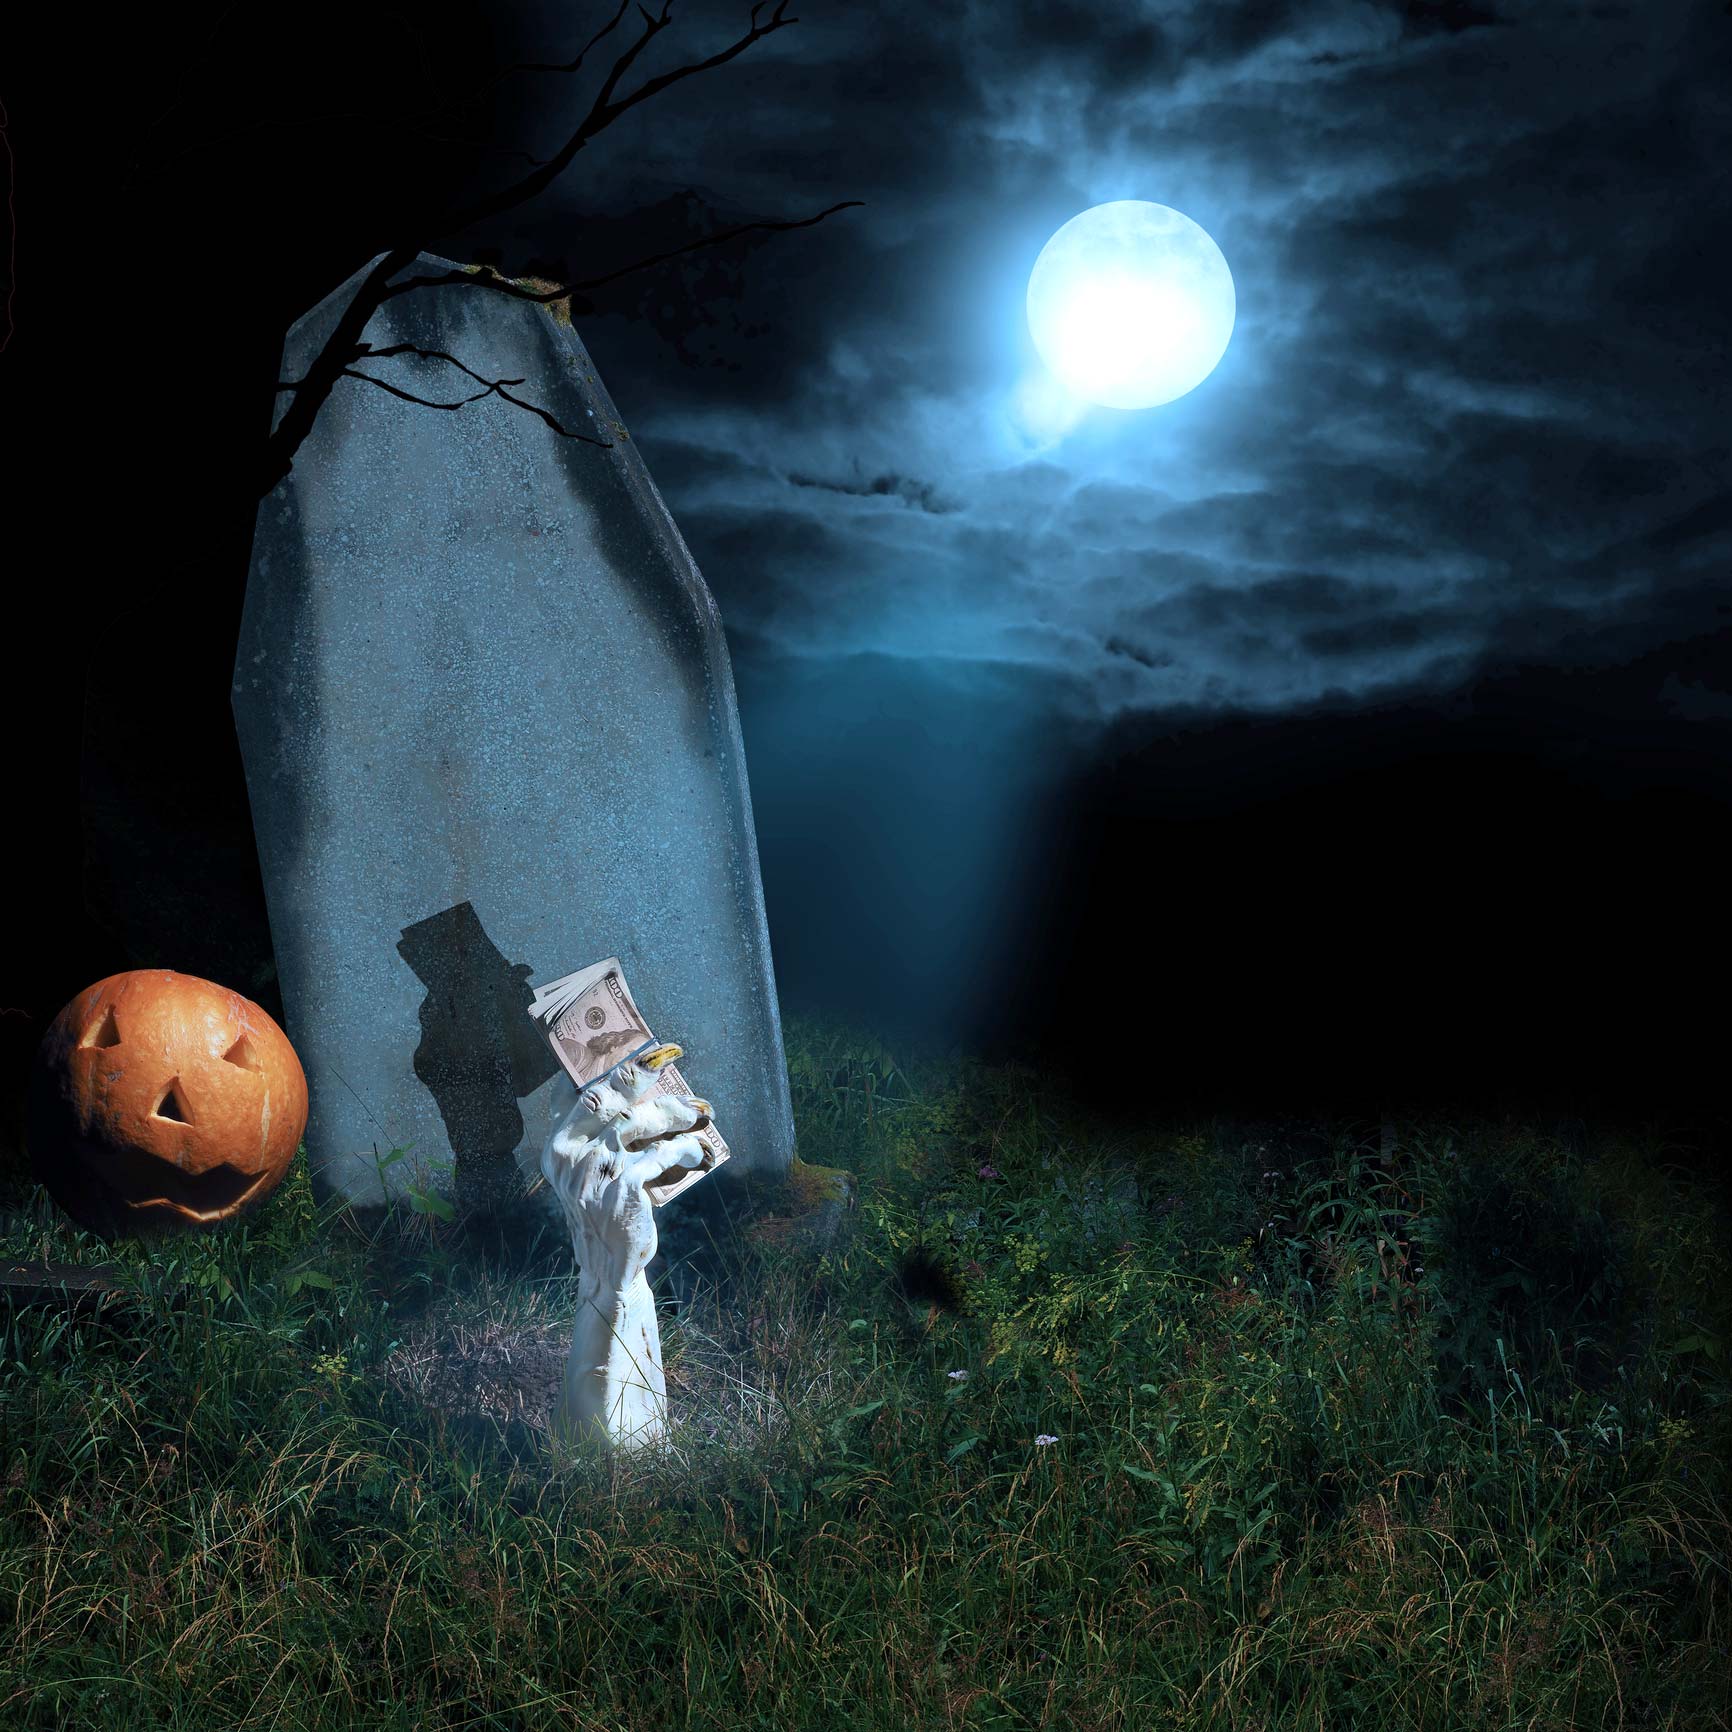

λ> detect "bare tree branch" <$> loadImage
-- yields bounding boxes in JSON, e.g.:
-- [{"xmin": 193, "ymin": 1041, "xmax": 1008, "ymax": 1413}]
[
  {"xmin": 523, "ymin": 0, "xmax": 636, "ymax": 74},
  {"xmin": 381, "ymin": 198, "xmax": 864, "ymax": 308},
  {"xmin": 335, "ymin": 369, "xmax": 505, "ymax": 409},
  {"xmin": 443, "ymin": 0, "xmax": 635, "ymax": 110},
  {"xmin": 279, "ymin": 339, "xmax": 615, "ymax": 448},
  {"xmin": 336, "ymin": 368, "xmax": 615, "ymax": 447},
  {"xmin": 256, "ymin": 2, "xmax": 837, "ymax": 499},
  {"xmin": 586, "ymin": 1, "xmax": 677, "ymax": 121},
  {"xmin": 261, "ymin": 246, "xmax": 419, "ymax": 498},
  {"xmin": 424, "ymin": 0, "xmax": 798, "ymax": 242},
  {"xmin": 592, "ymin": 1, "xmax": 798, "ymax": 131},
  {"xmin": 352, "ymin": 340, "xmax": 527, "ymax": 389}
]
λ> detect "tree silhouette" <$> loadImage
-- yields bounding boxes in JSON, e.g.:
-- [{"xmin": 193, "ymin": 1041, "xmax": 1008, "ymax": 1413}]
[{"xmin": 263, "ymin": 0, "xmax": 858, "ymax": 499}]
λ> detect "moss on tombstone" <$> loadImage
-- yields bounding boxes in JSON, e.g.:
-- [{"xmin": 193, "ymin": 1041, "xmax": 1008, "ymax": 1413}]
[
  {"xmin": 455, "ymin": 263, "xmax": 573, "ymax": 327},
  {"xmin": 512, "ymin": 274, "xmax": 573, "ymax": 328}
]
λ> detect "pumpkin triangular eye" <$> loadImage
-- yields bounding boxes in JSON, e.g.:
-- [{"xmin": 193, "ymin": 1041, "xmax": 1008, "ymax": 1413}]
[
  {"xmin": 223, "ymin": 1035, "xmax": 263, "ymax": 1073},
  {"xmin": 82, "ymin": 1007, "xmax": 122, "ymax": 1049},
  {"xmin": 153, "ymin": 1081, "xmax": 191, "ymax": 1124}
]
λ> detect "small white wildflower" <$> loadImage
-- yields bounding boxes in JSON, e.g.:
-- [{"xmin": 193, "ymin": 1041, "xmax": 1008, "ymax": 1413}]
[
  {"xmin": 947, "ymin": 1369, "xmax": 968, "ymax": 1382},
  {"xmin": 1034, "ymin": 1433, "xmax": 1058, "ymax": 1447}
]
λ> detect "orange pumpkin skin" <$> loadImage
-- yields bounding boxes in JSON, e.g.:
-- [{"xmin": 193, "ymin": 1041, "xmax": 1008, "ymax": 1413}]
[{"xmin": 28, "ymin": 970, "xmax": 309, "ymax": 1240}]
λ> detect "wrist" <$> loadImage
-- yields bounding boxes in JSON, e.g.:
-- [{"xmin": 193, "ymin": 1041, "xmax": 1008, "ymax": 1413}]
[
  {"xmin": 576, "ymin": 1264, "xmax": 648, "ymax": 1308},
  {"xmin": 561, "ymin": 1264, "xmax": 668, "ymax": 1450}
]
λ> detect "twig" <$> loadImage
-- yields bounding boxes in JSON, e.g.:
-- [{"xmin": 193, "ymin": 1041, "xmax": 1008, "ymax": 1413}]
[
  {"xmin": 425, "ymin": 0, "xmax": 800, "ymax": 241},
  {"xmin": 384, "ymin": 200, "xmax": 864, "ymax": 308}
]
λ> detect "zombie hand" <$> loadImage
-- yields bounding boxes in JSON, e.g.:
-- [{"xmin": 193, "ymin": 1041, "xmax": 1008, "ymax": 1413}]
[{"xmin": 538, "ymin": 1042, "xmax": 712, "ymax": 1451}]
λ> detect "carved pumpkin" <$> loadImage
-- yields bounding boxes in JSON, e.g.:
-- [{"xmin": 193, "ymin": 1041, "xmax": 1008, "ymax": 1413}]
[{"xmin": 28, "ymin": 970, "xmax": 308, "ymax": 1240}]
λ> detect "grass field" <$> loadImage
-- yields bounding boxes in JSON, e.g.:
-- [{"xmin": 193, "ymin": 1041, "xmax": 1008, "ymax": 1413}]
[{"xmin": 2, "ymin": 1022, "xmax": 1728, "ymax": 1730}]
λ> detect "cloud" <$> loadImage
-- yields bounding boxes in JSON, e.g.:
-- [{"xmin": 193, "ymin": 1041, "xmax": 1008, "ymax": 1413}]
[
  {"xmin": 785, "ymin": 468, "xmax": 962, "ymax": 513},
  {"xmin": 488, "ymin": 0, "xmax": 1727, "ymax": 726}
]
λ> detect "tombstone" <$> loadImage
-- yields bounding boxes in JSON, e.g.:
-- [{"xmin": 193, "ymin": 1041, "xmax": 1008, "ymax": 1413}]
[{"xmin": 232, "ymin": 252, "xmax": 795, "ymax": 1224}]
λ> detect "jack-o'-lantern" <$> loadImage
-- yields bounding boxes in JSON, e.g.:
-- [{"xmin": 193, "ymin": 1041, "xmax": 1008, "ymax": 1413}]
[{"xmin": 29, "ymin": 970, "xmax": 308, "ymax": 1240}]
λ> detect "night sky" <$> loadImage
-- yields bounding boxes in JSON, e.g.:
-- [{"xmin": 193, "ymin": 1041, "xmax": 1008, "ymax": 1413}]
[{"xmin": 8, "ymin": 0, "xmax": 1730, "ymax": 1133}]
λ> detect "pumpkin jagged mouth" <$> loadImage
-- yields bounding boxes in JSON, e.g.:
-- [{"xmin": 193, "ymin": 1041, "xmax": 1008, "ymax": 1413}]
[
  {"xmin": 85, "ymin": 1143, "xmax": 271, "ymax": 1216},
  {"xmin": 127, "ymin": 1173, "xmax": 271, "ymax": 1222}
]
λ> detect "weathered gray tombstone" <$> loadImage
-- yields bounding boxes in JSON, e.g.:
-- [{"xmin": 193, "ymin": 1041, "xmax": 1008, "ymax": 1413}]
[{"xmin": 232, "ymin": 252, "xmax": 794, "ymax": 1224}]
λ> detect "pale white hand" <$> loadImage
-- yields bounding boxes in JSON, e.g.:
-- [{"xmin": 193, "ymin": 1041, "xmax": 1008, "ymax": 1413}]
[
  {"xmin": 537, "ymin": 1057, "xmax": 709, "ymax": 1451},
  {"xmin": 542, "ymin": 1096, "xmax": 709, "ymax": 1291}
]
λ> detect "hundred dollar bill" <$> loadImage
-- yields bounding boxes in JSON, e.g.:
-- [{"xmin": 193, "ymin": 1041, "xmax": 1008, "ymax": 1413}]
[{"xmin": 527, "ymin": 957, "xmax": 729, "ymax": 1207}]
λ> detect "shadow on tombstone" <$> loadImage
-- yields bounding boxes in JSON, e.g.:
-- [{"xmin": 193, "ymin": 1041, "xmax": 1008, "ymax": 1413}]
[{"xmin": 394, "ymin": 900, "xmax": 563, "ymax": 1238}]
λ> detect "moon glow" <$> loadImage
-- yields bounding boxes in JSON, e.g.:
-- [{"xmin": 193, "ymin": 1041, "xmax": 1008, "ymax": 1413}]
[{"xmin": 1026, "ymin": 201, "xmax": 1236, "ymax": 409}]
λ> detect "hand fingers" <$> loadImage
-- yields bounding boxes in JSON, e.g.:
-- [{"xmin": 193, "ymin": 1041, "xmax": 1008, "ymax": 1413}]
[
  {"xmin": 544, "ymin": 1117, "xmax": 596, "ymax": 1171},
  {"xmin": 612, "ymin": 1094, "xmax": 710, "ymax": 1148},
  {"xmin": 627, "ymin": 1133, "xmax": 709, "ymax": 1189},
  {"xmin": 581, "ymin": 1081, "xmax": 629, "ymax": 1122}
]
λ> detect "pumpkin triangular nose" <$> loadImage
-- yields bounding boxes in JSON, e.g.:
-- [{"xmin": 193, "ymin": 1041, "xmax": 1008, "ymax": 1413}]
[{"xmin": 153, "ymin": 1081, "xmax": 191, "ymax": 1123}]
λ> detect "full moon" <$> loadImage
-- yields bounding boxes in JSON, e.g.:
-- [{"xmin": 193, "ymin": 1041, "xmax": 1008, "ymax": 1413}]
[{"xmin": 1026, "ymin": 201, "xmax": 1236, "ymax": 410}]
